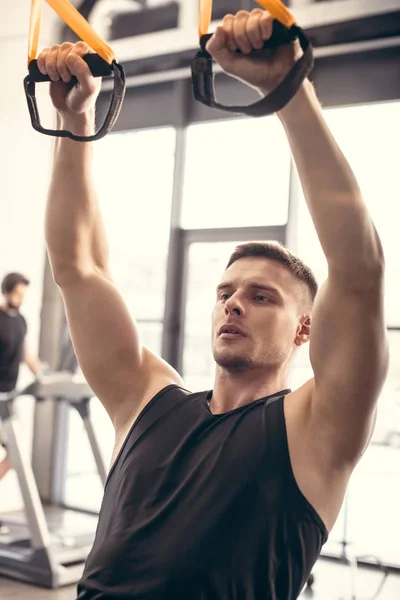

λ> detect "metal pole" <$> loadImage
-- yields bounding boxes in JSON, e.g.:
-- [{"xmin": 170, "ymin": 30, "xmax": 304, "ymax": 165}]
[
  {"xmin": 73, "ymin": 398, "xmax": 108, "ymax": 488},
  {"xmin": 0, "ymin": 396, "xmax": 51, "ymax": 549},
  {"xmin": 161, "ymin": 79, "xmax": 192, "ymax": 370},
  {"xmin": 82, "ymin": 416, "xmax": 108, "ymax": 487}
]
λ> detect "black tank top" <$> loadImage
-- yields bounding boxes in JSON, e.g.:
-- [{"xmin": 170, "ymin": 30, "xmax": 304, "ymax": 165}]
[
  {"xmin": 0, "ymin": 309, "xmax": 27, "ymax": 392},
  {"xmin": 77, "ymin": 385, "xmax": 328, "ymax": 600}
]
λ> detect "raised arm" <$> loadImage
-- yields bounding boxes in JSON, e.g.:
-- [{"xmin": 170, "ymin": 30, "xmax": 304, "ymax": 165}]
[
  {"xmin": 278, "ymin": 80, "xmax": 388, "ymax": 462},
  {"xmin": 208, "ymin": 10, "xmax": 388, "ymax": 464},
  {"xmin": 39, "ymin": 42, "xmax": 182, "ymax": 429}
]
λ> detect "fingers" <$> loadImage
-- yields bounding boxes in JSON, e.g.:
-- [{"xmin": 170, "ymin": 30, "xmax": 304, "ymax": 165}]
[
  {"xmin": 221, "ymin": 15, "xmax": 236, "ymax": 53},
  {"xmin": 233, "ymin": 11, "xmax": 254, "ymax": 54},
  {"xmin": 259, "ymin": 11, "xmax": 274, "ymax": 41},
  {"xmin": 207, "ymin": 9, "xmax": 273, "ymax": 57},
  {"xmin": 206, "ymin": 26, "xmax": 230, "ymax": 58},
  {"xmin": 66, "ymin": 42, "xmax": 98, "ymax": 94},
  {"xmin": 57, "ymin": 43, "xmax": 74, "ymax": 83},
  {"xmin": 37, "ymin": 41, "xmax": 95, "ymax": 87}
]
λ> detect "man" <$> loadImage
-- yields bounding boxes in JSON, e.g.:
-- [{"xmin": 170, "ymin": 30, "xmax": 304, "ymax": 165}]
[
  {"xmin": 38, "ymin": 8, "xmax": 388, "ymax": 600},
  {"xmin": 0, "ymin": 273, "xmax": 41, "ymax": 481}
]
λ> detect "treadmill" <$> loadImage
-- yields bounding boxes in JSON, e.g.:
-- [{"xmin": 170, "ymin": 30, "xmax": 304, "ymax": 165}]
[{"xmin": 0, "ymin": 372, "xmax": 107, "ymax": 588}]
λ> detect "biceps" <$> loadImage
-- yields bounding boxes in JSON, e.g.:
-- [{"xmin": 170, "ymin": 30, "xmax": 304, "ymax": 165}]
[
  {"xmin": 309, "ymin": 279, "xmax": 388, "ymax": 462},
  {"xmin": 60, "ymin": 273, "xmax": 146, "ymax": 411},
  {"xmin": 310, "ymin": 278, "xmax": 388, "ymax": 407}
]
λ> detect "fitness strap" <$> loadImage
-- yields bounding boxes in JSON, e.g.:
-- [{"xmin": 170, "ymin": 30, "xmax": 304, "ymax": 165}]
[
  {"xmin": 192, "ymin": 0, "xmax": 314, "ymax": 116},
  {"xmin": 24, "ymin": 0, "xmax": 126, "ymax": 142}
]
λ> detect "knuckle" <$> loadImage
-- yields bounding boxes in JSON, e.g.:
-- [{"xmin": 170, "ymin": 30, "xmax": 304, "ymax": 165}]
[
  {"xmin": 75, "ymin": 41, "xmax": 89, "ymax": 52},
  {"xmin": 260, "ymin": 12, "xmax": 272, "ymax": 23},
  {"xmin": 222, "ymin": 13, "xmax": 234, "ymax": 25},
  {"xmin": 236, "ymin": 10, "xmax": 249, "ymax": 19}
]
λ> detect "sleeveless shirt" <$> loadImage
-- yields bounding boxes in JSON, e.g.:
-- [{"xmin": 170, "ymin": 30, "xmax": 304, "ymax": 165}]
[{"xmin": 77, "ymin": 385, "xmax": 328, "ymax": 600}]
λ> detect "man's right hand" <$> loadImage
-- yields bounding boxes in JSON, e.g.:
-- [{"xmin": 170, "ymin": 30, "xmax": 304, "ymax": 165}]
[{"xmin": 37, "ymin": 41, "xmax": 101, "ymax": 118}]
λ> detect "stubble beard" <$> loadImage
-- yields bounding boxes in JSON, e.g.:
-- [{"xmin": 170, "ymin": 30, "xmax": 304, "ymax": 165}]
[
  {"xmin": 212, "ymin": 338, "xmax": 289, "ymax": 374},
  {"xmin": 212, "ymin": 339, "xmax": 254, "ymax": 373}
]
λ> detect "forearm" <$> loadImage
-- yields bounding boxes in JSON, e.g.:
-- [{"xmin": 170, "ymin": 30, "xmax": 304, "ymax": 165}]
[
  {"xmin": 45, "ymin": 113, "xmax": 109, "ymax": 282},
  {"xmin": 25, "ymin": 355, "xmax": 41, "ymax": 376},
  {"xmin": 277, "ymin": 81, "xmax": 384, "ymax": 281}
]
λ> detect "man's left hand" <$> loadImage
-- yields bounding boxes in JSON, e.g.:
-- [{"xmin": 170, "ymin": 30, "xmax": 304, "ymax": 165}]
[{"xmin": 206, "ymin": 9, "xmax": 302, "ymax": 94}]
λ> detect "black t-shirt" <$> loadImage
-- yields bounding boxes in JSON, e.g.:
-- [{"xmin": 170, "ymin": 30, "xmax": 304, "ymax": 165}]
[
  {"xmin": 0, "ymin": 308, "xmax": 27, "ymax": 392},
  {"xmin": 77, "ymin": 385, "xmax": 328, "ymax": 600}
]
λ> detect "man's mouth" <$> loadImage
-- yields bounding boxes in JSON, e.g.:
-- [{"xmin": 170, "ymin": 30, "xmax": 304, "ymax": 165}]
[{"xmin": 218, "ymin": 325, "xmax": 246, "ymax": 337}]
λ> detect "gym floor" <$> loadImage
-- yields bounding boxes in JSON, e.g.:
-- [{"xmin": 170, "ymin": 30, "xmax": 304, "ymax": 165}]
[{"xmin": 1, "ymin": 560, "xmax": 400, "ymax": 599}]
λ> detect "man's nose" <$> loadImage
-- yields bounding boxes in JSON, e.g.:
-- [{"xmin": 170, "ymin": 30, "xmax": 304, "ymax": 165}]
[{"xmin": 224, "ymin": 294, "xmax": 244, "ymax": 317}]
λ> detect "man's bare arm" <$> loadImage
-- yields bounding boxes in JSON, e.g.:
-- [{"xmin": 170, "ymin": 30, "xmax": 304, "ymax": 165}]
[
  {"xmin": 278, "ymin": 82, "xmax": 384, "ymax": 284},
  {"xmin": 278, "ymin": 82, "xmax": 388, "ymax": 463},
  {"xmin": 207, "ymin": 10, "xmax": 388, "ymax": 464},
  {"xmin": 41, "ymin": 43, "xmax": 182, "ymax": 428},
  {"xmin": 23, "ymin": 340, "xmax": 41, "ymax": 376},
  {"xmin": 54, "ymin": 112, "xmax": 111, "ymax": 280}
]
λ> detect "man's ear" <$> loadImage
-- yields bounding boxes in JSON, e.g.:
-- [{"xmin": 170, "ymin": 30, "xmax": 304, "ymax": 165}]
[{"xmin": 295, "ymin": 316, "xmax": 311, "ymax": 347}]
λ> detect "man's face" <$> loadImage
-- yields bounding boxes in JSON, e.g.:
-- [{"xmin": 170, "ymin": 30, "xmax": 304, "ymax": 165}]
[
  {"xmin": 211, "ymin": 257, "xmax": 310, "ymax": 373},
  {"xmin": 4, "ymin": 283, "xmax": 28, "ymax": 311}
]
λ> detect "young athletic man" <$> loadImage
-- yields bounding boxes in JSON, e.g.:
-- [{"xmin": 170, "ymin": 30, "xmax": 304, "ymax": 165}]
[{"xmin": 38, "ymin": 9, "xmax": 388, "ymax": 600}]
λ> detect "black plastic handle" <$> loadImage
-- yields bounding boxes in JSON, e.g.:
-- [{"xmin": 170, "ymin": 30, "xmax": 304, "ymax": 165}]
[
  {"xmin": 24, "ymin": 60, "xmax": 126, "ymax": 142},
  {"xmin": 191, "ymin": 21, "xmax": 314, "ymax": 117},
  {"xmin": 28, "ymin": 53, "xmax": 113, "ymax": 83}
]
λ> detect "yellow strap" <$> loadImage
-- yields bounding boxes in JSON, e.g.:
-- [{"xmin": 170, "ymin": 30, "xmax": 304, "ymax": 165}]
[
  {"xmin": 45, "ymin": 0, "xmax": 115, "ymax": 63},
  {"xmin": 255, "ymin": 0, "xmax": 296, "ymax": 28},
  {"xmin": 28, "ymin": 0, "xmax": 44, "ymax": 65},
  {"xmin": 28, "ymin": 0, "xmax": 116, "ymax": 65},
  {"xmin": 198, "ymin": 0, "xmax": 213, "ymax": 40},
  {"xmin": 198, "ymin": 0, "xmax": 296, "ymax": 39}
]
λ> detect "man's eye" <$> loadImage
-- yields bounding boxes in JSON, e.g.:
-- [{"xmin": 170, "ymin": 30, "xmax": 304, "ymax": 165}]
[
  {"xmin": 220, "ymin": 293, "xmax": 230, "ymax": 301},
  {"xmin": 255, "ymin": 295, "xmax": 266, "ymax": 302}
]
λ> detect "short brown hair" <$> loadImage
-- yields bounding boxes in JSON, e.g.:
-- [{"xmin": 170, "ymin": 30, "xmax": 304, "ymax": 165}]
[
  {"xmin": 1, "ymin": 272, "xmax": 30, "ymax": 295},
  {"xmin": 226, "ymin": 241, "xmax": 318, "ymax": 308}
]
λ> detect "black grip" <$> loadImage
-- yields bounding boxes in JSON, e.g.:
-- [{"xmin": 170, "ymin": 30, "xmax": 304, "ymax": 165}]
[
  {"xmin": 28, "ymin": 53, "xmax": 113, "ymax": 83},
  {"xmin": 200, "ymin": 20, "xmax": 297, "ymax": 55},
  {"xmin": 24, "ymin": 60, "xmax": 126, "ymax": 142},
  {"xmin": 192, "ymin": 23, "xmax": 314, "ymax": 118}
]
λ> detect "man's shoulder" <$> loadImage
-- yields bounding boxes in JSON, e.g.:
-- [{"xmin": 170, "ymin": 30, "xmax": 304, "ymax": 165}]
[
  {"xmin": 0, "ymin": 309, "xmax": 26, "ymax": 327},
  {"xmin": 17, "ymin": 313, "xmax": 27, "ymax": 329}
]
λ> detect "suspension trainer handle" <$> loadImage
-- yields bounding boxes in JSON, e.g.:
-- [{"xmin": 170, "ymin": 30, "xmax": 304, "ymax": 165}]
[
  {"xmin": 192, "ymin": 0, "xmax": 314, "ymax": 117},
  {"xmin": 25, "ymin": 0, "xmax": 126, "ymax": 142},
  {"xmin": 28, "ymin": 53, "xmax": 114, "ymax": 82}
]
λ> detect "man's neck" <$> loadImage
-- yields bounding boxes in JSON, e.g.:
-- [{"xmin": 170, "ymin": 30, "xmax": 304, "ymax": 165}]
[
  {"xmin": 210, "ymin": 366, "xmax": 291, "ymax": 414},
  {"xmin": 0, "ymin": 302, "xmax": 17, "ymax": 314}
]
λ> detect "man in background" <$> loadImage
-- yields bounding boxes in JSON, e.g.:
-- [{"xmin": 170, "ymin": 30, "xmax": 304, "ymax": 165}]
[{"xmin": 0, "ymin": 272, "xmax": 41, "ymax": 482}]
